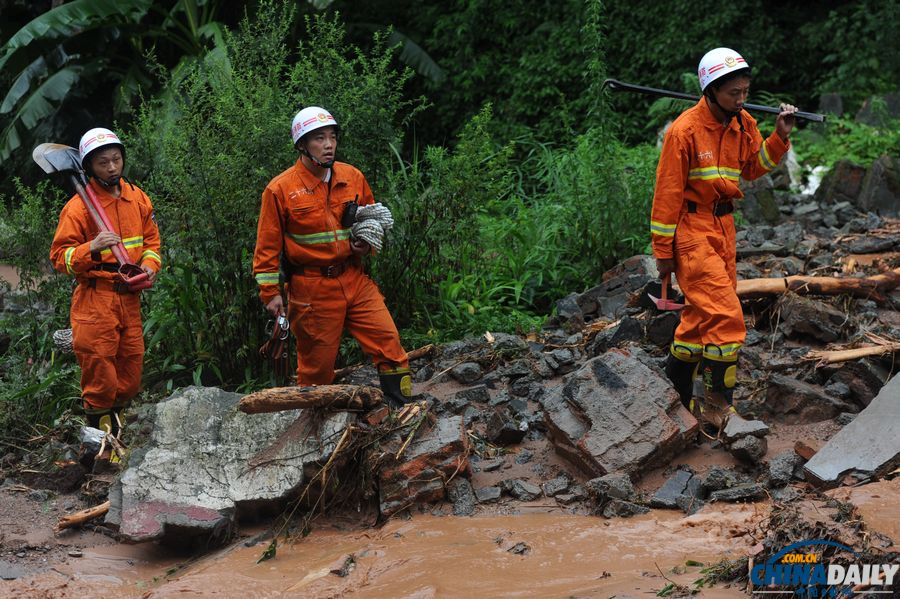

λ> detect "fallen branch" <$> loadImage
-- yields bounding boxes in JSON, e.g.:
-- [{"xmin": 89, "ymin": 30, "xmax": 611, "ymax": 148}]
[
  {"xmin": 333, "ymin": 344, "xmax": 436, "ymax": 381},
  {"xmin": 55, "ymin": 500, "xmax": 110, "ymax": 532},
  {"xmin": 803, "ymin": 342, "xmax": 900, "ymax": 365},
  {"xmin": 239, "ymin": 384, "xmax": 383, "ymax": 414},
  {"xmin": 736, "ymin": 267, "xmax": 900, "ymax": 302}
]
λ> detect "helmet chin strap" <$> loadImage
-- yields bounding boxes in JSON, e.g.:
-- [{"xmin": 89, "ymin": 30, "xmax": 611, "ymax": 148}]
[
  {"xmin": 299, "ymin": 145, "xmax": 335, "ymax": 169},
  {"xmin": 96, "ymin": 175, "xmax": 121, "ymax": 188}
]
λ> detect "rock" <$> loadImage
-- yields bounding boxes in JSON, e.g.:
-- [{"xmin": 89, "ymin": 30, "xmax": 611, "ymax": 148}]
[
  {"xmin": 728, "ymin": 435, "xmax": 768, "ymax": 463},
  {"xmin": 855, "ymin": 93, "xmax": 900, "ymax": 127},
  {"xmin": 585, "ymin": 472, "xmax": 636, "ymax": 503},
  {"xmin": 540, "ymin": 352, "xmax": 697, "ymax": 477},
  {"xmin": 502, "ymin": 479, "xmax": 542, "ymax": 501},
  {"xmin": 586, "ymin": 317, "xmax": 644, "ymax": 355},
  {"xmin": 486, "ymin": 406, "xmax": 527, "ymax": 446},
  {"xmin": 507, "ymin": 541, "xmax": 531, "ymax": 555},
  {"xmin": 542, "ymin": 476, "xmax": 570, "ymax": 497},
  {"xmin": 474, "ymin": 486, "xmax": 502, "ymax": 503},
  {"xmin": 551, "ymin": 292, "xmax": 584, "ymax": 332},
  {"xmin": 701, "ymin": 466, "xmax": 750, "ymax": 494},
  {"xmin": 601, "ymin": 499, "xmax": 649, "ymax": 518},
  {"xmin": 778, "ymin": 294, "xmax": 849, "ymax": 343},
  {"xmin": 814, "ymin": 160, "xmax": 866, "ymax": 206},
  {"xmin": 650, "ymin": 469, "xmax": 694, "ymax": 509},
  {"xmin": 857, "ymin": 155, "xmax": 900, "ymax": 217},
  {"xmin": 708, "ymin": 483, "xmax": 766, "ymax": 503},
  {"xmin": 454, "ymin": 384, "xmax": 490, "ymax": 404},
  {"xmin": 0, "ymin": 560, "xmax": 27, "ymax": 580},
  {"xmin": 824, "ymin": 381, "xmax": 852, "ymax": 401},
  {"xmin": 577, "ymin": 255, "xmax": 657, "ymax": 320},
  {"xmin": 848, "ymin": 236, "xmax": 898, "ymax": 253},
  {"xmin": 450, "ymin": 362, "xmax": 483, "ymax": 385},
  {"xmin": 514, "ymin": 449, "xmax": 533, "ymax": 464},
  {"xmin": 677, "ymin": 476, "xmax": 704, "ymax": 515},
  {"xmin": 379, "ymin": 415, "xmax": 470, "ymax": 517},
  {"xmin": 804, "ymin": 374, "xmax": 900, "ymax": 487},
  {"xmin": 818, "ymin": 93, "xmax": 843, "ymax": 117},
  {"xmin": 835, "ymin": 412, "xmax": 856, "ymax": 426},
  {"xmin": 476, "ymin": 458, "xmax": 503, "ymax": 473},
  {"xmin": 722, "ymin": 416, "xmax": 769, "ymax": 443},
  {"xmin": 107, "ymin": 386, "xmax": 353, "ymax": 546},
  {"xmin": 768, "ymin": 451, "xmax": 803, "ymax": 488},
  {"xmin": 447, "ymin": 478, "xmax": 477, "ymax": 516},
  {"xmin": 646, "ymin": 312, "xmax": 680, "ymax": 347},
  {"xmin": 740, "ymin": 175, "xmax": 781, "ymax": 225},
  {"xmin": 828, "ymin": 360, "xmax": 892, "ymax": 408},
  {"xmin": 764, "ymin": 374, "xmax": 854, "ymax": 423},
  {"xmin": 489, "ymin": 332, "xmax": 529, "ymax": 355}
]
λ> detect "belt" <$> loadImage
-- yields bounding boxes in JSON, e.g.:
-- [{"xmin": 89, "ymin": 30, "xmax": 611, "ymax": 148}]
[
  {"xmin": 81, "ymin": 278, "xmax": 134, "ymax": 294},
  {"xmin": 89, "ymin": 263, "xmax": 120, "ymax": 273},
  {"xmin": 686, "ymin": 200, "xmax": 734, "ymax": 216},
  {"xmin": 295, "ymin": 260, "xmax": 355, "ymax": 278}
]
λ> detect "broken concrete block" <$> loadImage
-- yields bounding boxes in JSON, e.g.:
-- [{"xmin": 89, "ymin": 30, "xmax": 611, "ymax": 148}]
[
  {"xmin": 701, "ymin": 466, "xmax": 750, "ymax": 494},
  {"xmin": 601, "ymin": 499, "xmax": 649, "ymax": 518},
  {"xmin": 107, "ymin": 386, "xmax": 352, "ymax": 546},
  {"xmin": 378, "ymin": 415, "xmax": 470, "ymax": 517},
  {"xmin": 501, "ymin": 479, "xmax": 542, "ymax": 501},
  {"xmin": 804, "ymin": 374, "xmax": 900, "ymax": 487},
  {"xmin": 586, "ymin": 473, "xmax": 636, "ymax": 503},
  {"xmin": 540, "ymin": 352, "xmax": 697, "ymax": 478}
]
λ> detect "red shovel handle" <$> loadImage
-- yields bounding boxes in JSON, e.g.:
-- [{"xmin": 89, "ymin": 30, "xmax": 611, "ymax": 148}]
[{"xmin": 119, "ymin": 264, "xmax": 153, "ymax": 292}]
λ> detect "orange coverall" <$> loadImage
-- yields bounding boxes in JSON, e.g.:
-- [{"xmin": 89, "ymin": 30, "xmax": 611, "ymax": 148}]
[
  {"xmin": 651, "ymin": 98, "xmax": 789, "ymax": 369},
  {"xmin": 49, "ymin": 179, "xmax": 162, "ymax": 413},
  {"xmin": 252, "ymin": 159, "xmax": 408, "ymax": 385}
]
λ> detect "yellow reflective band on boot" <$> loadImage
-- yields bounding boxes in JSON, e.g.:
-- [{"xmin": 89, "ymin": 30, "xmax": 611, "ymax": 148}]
[
  {"xmin": 671, "ymin": 341, "xmax": 703, "ymax": 362},
  {"xmin": 724, "ymin": 364, "xmax": 737, "ymax": 389},
  {"xmin": 400, "ymin": 374, "xmax": 413, "ymax": 397}
]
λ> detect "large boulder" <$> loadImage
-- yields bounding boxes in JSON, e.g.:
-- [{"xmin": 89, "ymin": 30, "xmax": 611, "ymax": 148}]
[
  {"xmin": 814, "ymin": 160, "xmax": 866, "ymax": 206},
  {"xmin": 540, "ymin": 350, "xmax": 697, "ymax": 478},
  {"xmin": 107, "ymin": 386, "xmax": 353, "ymax": 546},
  {"xmin": 857, "ymin": 154, "xmax": 900, "ymax": 218}
]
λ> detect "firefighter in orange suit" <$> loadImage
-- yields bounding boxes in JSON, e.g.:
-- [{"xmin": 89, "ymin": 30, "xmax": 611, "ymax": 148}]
[
  {"xmin": 252, "ymin": 106, "xmax": 412, "ymax": 407},
  {"xmin": 50, "ymin": 128, "xmax": 161, "ymax": 436},
  {"xmin": 651, "ymin": 48, "xmax": 797, "ymax": 434}
]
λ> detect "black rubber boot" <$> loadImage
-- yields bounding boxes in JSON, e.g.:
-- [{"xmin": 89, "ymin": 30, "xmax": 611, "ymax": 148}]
[
  {"xmin": 379, "ymin": 367, "xmax": 413, "ymax": 409},
  {"xmin": 85, "ymin": 408, "xmax": 122, "ymax": 438},
  {"xmin": 665, "ymin": 353, "xmax": 698, "ymax": 410},
  {"xmin": 697, "ymin": 347, "xmax": 739, "ymax": 439}
]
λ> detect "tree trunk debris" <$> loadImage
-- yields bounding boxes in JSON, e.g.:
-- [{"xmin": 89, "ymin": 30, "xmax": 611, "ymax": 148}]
[
  {"xmin": 736, "ymin": 267, "xmax": 900, "ymax": 302},
  {"xmin": 239, "ymin": 384, "xmax": 383, "ymax": 414},
  {"xmin": 55, "ymin": 501, "xmax": 110, "ymax": 532}
]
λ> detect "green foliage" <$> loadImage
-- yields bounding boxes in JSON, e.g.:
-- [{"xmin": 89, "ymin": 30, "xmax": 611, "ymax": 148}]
[
  {"xmin": 793, "ymin": 115, "xmax": 900, "ymax": 170},
  {"xmin": 131, "ymin": 2, "xmax": 420, "ymax": 389},
  {"xmin": 798, "ymin": 0, "xmax": 900, "ymax": 110},
  {"xmin": 0, "ymin": 180, "xmax": 80, "ymax": 443}
]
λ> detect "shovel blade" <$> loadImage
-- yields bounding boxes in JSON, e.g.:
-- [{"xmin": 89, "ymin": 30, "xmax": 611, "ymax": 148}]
[
  {"xmin": 647, "ymin": 293, "xmax": 685, "ymax": 311},
  {"xmin": 32, "ymin": 143, "xmax": 82, "ymax": 175}
]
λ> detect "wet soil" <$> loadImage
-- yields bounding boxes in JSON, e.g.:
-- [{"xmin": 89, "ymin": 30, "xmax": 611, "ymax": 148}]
[{"xmin": 4, "ymin": 417, "xmax": 891, "ymax": 598}]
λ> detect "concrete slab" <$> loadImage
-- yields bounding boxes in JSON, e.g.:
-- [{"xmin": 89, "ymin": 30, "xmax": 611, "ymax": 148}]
[{"xmin": 804, "ymin": 374, "xmax": 900, "ymax": 486}]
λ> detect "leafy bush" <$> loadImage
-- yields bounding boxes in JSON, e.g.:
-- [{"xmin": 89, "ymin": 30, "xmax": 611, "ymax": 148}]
[
  {"xmin": 0, "ymin": 180, "xmax": 80, "ymax": 442},
  {"xmin": 793, "ymin": 115, "xmax": 900, "ymax": 170},
  {"xmin": 130, "ymin": 2, "xmax": 421, "ymax": 390}
]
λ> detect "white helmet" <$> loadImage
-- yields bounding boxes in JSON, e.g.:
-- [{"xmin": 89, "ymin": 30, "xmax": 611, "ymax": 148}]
[
  {"xmin": 291, "ymin": 106, "xmax": 338, "ymax": 145},
  {"xmin": 697, "ymin": 48, "xmax": 750, "ymax": 92},
  {"xmin": 78, "ymin": 127, "xmax": 124, "ymax": 169}
]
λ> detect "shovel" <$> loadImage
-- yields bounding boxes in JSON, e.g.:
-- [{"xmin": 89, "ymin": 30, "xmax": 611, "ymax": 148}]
[
  {"xmin": 647, "ymin": 274, "xmax": 685, "ymax": 311},
  {"xmin": 33, "ymin": 143, "xmax": 152, "ymax": 291}
]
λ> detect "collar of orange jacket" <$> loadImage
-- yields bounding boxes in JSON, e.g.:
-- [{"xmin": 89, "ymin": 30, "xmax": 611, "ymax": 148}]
[
  {"xmin": 88, "ymin": 178, "xmax": 131, "ymax": 207},
  {"xmin": 697, "ymin": 96, "xmax": 745, "ymax": 132},
  {"xmin": 293, "ymin": 157, "xmax": 349, "ymax": 190}
]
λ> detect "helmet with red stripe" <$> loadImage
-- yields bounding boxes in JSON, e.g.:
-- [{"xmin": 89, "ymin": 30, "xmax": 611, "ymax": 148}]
[{"xmin": 697, "ymin": 48, "xmax": 750, "ymax": 92}]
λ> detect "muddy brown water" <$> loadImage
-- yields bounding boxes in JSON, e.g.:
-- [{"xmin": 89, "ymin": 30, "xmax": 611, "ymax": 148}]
[{"xmin": 2, "ymin": 504, "xmax": 769, "ymax": 598}]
